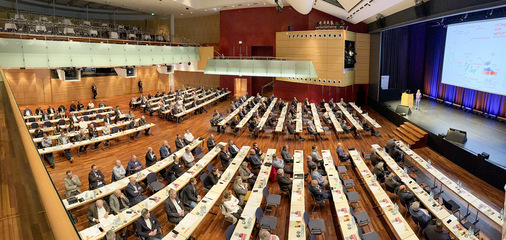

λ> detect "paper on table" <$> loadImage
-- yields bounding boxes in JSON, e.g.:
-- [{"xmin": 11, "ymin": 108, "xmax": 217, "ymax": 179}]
[
  {"xmin": 177, "ymin": 213, "xmax": 199, "ymax": 234},
  {"xmin": 100, "ymin": 215, "xmax": 115, "ymax": 227},
  {"xmin": 80, "ymin": 225, "xmax": 101, "ymax": 239}
]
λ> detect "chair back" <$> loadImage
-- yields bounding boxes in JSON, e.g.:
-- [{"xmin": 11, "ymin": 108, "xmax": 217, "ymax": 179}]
[
  {"xmin": 442, "ymin": 198, "xmax": 454, "ymax": 211},
  {"xmin": 385, "ymin": 183, "xmax": 395, "ymax": 193},
  {"xmin": 225, "ymin": 224, "xmax": 235, "ymax": 240},
  {"xmin": 44, "ymin": 121, "xmax": 53, "ymax": 128},
  {"xmin": 262, "ymin": 187, "xmax": 270, "ymax": 198},
  {"xmin": 255, "ymin": 207, "xmax": 264, "ymax": 222},
  {"xmin": 200, "ymin": 173, "xmax": 208, "ymax": 184},
  {"xmin": 83, "ymin": 116, "xmax": 89, "ymax": 121},
  {"xmin": 97, "ymin": 109, "xmax": 103, "ymax": 113},
  {"xmin": 226, "ymin": 109, "xmax": 230, "ymax": 114},
  {"xmin": 58, "ymin": 119, "xmax": 66, "ymax": 125},
  {"xmin": 194, "ymin": 146, "xmax": 203, "ymax": 155},
  {"xmin": 28, "ymin": 117, "xmax": 35, "ymax": 122},
  {"xmin": 309, "ymin": 190, "xmax": 323, "ymax": 204},
  {"xmin": 146, "ymin": 172, "xmax": 158, "ymax": 185},
  {"xmin": 111, "ymin": 170, "xmax": 118, "ymax": 182},
  {"xmin": 96, "ymin": 114, "xmax": 103, "ymax": 119},
  {"xmin": 91, "ymin": 122, "xmax": 97, "ymax": 128},
  {"xmin": 82, "ymin": 112, "xmax": 89, "ymax": 115},
  {"xmin": 112, "ymin": 127, "xmax": 119, "ymax": 133},
  {"xmin": 206, "ymin": 163, "xmax": 213, "ymax": 174},
  {"xmin": 303, "ymin": 211, "xmax": 310, "ymax": 225},
  {"xmin": 31, "ymin": 122, "xmax": 38, "ymax": 129}
]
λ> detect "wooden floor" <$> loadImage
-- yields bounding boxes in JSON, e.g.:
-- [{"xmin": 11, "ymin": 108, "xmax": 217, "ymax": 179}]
[
  {"xmin": 17, "ymin": 92, "xmax": 505, "ymax": 240},
  {"xmin": 0, "ymin": 82, "xmax": 54, "ymax": 239}
]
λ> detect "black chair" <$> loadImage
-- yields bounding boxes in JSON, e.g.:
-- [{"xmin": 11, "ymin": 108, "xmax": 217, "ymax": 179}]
[
  {"xmin": 361, "ymin": 149, "xmax": 371, "ymax": 160},
  {"xmin": 58, "ymin": 119, "xmax": 66, "ymax": 126},
  {"xmin": 95, "ymin": 114, "xmax": 103, "ymax": 119},
  {"xmin": 262, "ymin": 188, "xmax": 281, "ymax": 212},
  {"xmin": 111, "ymin": 127, "xmax": 119, "ymax": 133},
  {"xmin": 350, "ymin": 206, "xmax": 370, "ymax": 227},
  {"xmin": 111, "ymin": 171, "xmax": 119, "ymax": 182},
  {"xmin": 206, "ymin": 163, "xmax": 214, "ymax": 174},
  {"xmin": 82, "ymin": 116, "xmax": 89, "ymax": 121},
  {"xmin": 146, "ymin": 172, "xmax": 165, "ymax": 193},
  {"xmin": 28, "ymin": 117, "xmax": 35, "ymax": 122},
  {"xmin": 385, "ymin": 183, "xmax": 396, "ymax": 194},
  {"xmin": 97, "ymin": 109, "xmax": 103, "ymax": 113},
  {"xmin": 255, "ymin": 207, "xmax": 277, "ymax": 231},
  {"xmin": 194, "ymin": 146, "xmax": 205, "ymax": 159},
  {"xmin": 358, "ymin": 229, "xmax": 380, "ymax": 240},
  {"xmin": 303, "ymin": 211, "xmax": 325, "ymax": 237},
  {"xmin": 43, "ymin": 121, "xmax": 53, "ymax": 128},
  {"xmin": 344, "ymin": 187, "xmax": 361, "ymax": 210},
  {"xmin": 91, "ymin": 122, "xmax": 97, "ymax": 128},
  {"xmin": 30, "ymin": 122, "xmax": 38, "ymax": 129},
  {"xmin": 224, "ymin": 224, "xmax": 235, "ymax": 240},
  {"xmin": 201, "ymin": 173, "xmax": 210, "ymax": 191},
  {"xmin": 339, "ymin": 173, "xmax": 355, "ymax": 189},
  {"xmin": 443, "ymin": 197, "xmax": 461, "ymax": 218}
]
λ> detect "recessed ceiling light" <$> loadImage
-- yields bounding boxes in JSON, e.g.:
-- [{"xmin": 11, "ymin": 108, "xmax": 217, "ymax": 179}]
[
  {"xmin": 191, "ymin": 12, "xmax": 193, "ymax": 14},
  {"xmin": 181, "ymin": 13, "xmax": 183, "ymax": 15},
  {"xmin": 264, "ymin": 3, "xmax": 266, "ymax": 5},
  {"xmin": 248, "ymin": 4, "xmax": 250, "ymax": 6},
  {"xmin": 232, "ymin": 5, "xmax": 235, "ymax": 7}
]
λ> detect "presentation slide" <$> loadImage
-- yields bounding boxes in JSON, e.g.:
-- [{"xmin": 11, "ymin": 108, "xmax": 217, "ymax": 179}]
[{"xmin": 441, "ymin": 18, "xmax": 506, "ymax": 96}]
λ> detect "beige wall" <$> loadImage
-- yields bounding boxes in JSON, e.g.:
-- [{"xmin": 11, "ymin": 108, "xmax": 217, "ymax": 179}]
[
  {"xmin": 173, "ymin": 71, "xmax": 219, "ymax": 90},
  {"xmin": 5, "ymin": 66, "xmax": 162, "ymax": 105},
  {"xmin": 174, "ymin": 14, "xmax": 220, "ymax": 44}
]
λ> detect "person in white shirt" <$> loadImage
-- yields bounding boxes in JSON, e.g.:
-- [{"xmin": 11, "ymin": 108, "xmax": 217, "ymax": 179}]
[
  {"xmin": 102, "ymin": 122, "xmax": 111, "ymax": 148},
  {"xmin": 78, "ymin": 118, "xmax": 88, "ymax": 130},
  {"xmin": 112, "ymin": 160, "xmax": 126, "ymax": 181},
  {"xmin": 88, "ymin": 100, "xmax": 95, "ymax": 109},
  {"xmin": 259, "ymin": 229, "xmax": 280, "ymax": 240},
  {"xmin": 183, "ymin": 128, "xmax": 194, "ymax": 144},
  {"xmin": 181, "ymin": 147, "xmax": 195, "ymax": 168},
  {"xmin": 222, "ymin": 190, "xmax": 242, "ymax": 219},
  {"xmin": 87, "ymin": 199, "xmax": 110, "ymax": 227}
]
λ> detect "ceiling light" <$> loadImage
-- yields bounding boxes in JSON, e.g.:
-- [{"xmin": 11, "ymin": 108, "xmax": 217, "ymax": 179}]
[
  {"xmin": 232, "ymin": 5, "xmax": 235, "ymax": 7},
  {"xmin": 151, "ymin": 12, "xmax": 154, "ymax": 16},
  {"xmin": 205, "ymin": 9, "xmax": 207, "ymax": 11},
  {"xmin": 191, "ymin": 12, "xmax": 193, "ymax": 14}
]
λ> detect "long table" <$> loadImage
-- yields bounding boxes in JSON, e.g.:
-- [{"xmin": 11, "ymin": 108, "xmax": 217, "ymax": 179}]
[
  {"xmin": 395, "ymin": 141, "xmax": 503, "ymax": 227},
  {"xmin": 274, "ymin": 104, "xmax": 288, "ymax": 132},
  {"xmin": 163, "ymin": 146, "xmax": 251, "ymax": 240},
  {"xmin": 310, "ymin": 103, "xmax": 324, "ymax": 133},
  {"xmin": 337, "ymin": 103, "xmax": 363, "ymax": 131},
  {"xmin": 236, "ymin": 98, "xmax": 264, "ymax": 129},
  {"xmin": 349, "ymin": 149, "xmax": 417, "ymax": 240},
  {"xmin": 29, "ymin": 114, "xmax": 122, "ymax": 134},
  {"xmin": 295, "ymin": 103, "xmax": 302, "ymax": 133},
  {"xmin": 321, "ymin": 150, "xmax": 360, "ymax": 239},
  {"xmin": 174, "ymin": 92, "xmax": 230, "ymax": 119},
  {"xmin": 38, "ymin": 123, "xmax": 155, "ymax": 154},
  {"xmin": 25, "ymin": 109, "xmax": 115, "ymax": 126},
  {"xmin": 372, "ymin": 144, "xmax": 477, "ymax": 240},
  {"xmin": 349, "ymin": 102, "xmax": 381, "ymax": 129},
  {"xmin": 218, "ymin": 96, "xmax": 253, "ymax": 126},
  {"xmin": 64, "ymin": 139, "xmax": 206, "ymax": 210},
  {"xmin": 324, "ymin": 103, "xmax": 343, "ymax": 133},
  {"xmin": 230, "ymin": 149, "xmax": 276, "ymax": 240},
  {"xmin": 23, "ymin": 106, "xmax": 113, "ymax": 120},
  {"xmin": 79, "ymin": 140, "xmax": 225, "ymax": 240},
  {"xmin": 287, "ymin": 150, "xmax": 306, "ymax": 239},
  {"xmin": 257, "ymin": 98, "xmax": 277, "ymax": 131}
]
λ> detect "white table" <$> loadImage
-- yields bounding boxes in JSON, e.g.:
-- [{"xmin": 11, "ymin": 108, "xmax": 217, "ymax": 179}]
[
  {"xmin": 349, "ymin": 102, "xmax": 381, "ymax": 128},
  {"xmin": 295, "ymin": 103, "xmax": 302, "ymax": 133},
  {"xmin": 257, "ymin": 98, "xmax": 277, "ymax": 130},
  {"xmin": 274, "ymin": 104, "xmax": 288, "ymax": 132},
  {"xmin": 310, "ymin": 103, "xmax": 324, "ymax": 133},
  {"xmin": 337, "ymin": 103, "xmax": 363, "ymax": 131},
  {"xmin": 324, "ymin": 103, "xmax": 343, "ymax": 132},
  {"xmin": 287, "ymin": 150, "xmax": 306, "ymax": 239}
]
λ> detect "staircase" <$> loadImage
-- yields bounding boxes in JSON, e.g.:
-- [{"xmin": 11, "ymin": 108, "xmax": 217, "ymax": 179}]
[{"xmin": 392, "ymin": 122, "xmax": 428, "ymax": 149}]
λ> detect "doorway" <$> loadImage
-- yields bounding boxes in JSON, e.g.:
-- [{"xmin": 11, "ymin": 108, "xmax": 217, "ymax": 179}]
[{"xmin": 235, "ymin": 78, "xmax": 247, "ymax": 97}]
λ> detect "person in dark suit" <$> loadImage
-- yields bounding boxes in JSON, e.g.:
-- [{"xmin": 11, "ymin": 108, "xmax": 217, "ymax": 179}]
[
  {"xmin": 370, "ymin": 147, "xmax": 382, "ymax": 166},
  {"xmin": 372, "ymin": 162, "xmax": 389, "ymax": 182},
  {"xmin": 145, "ymin": 147, "xmax": 157, "ymax": 167},
  {"xmin": 181, "ymin": 178, "xmax": 201, "ymax": 209},
  {"xmin": 126, "ymin": 176, "xmax": 147, "ymax": 206},
  {"xmin": 409, "ymin": 201, "xmax": 432, "ymax": 229},
  {"xmin": 77, "ymin": 102, "xmax": 84, "ymax": 111},
  {"xmin": 126, "ymin": 155, "xmax": 143, "ymax": 175},
  {"xmin": 219, "ymin": 145, "xmax": 232, "ymax": 168},
  {"xmin": 281, "ymin": 145, "xmax": 293, "ymax": 164},
  {"xmin": 129, "ymin": 119, "xmax": 141, "ymax": 140},
  {"xmin": 227, "ymin": 139, "xmax": 240, "ymax": 158},
  {"xmin": 230, "ymin": 116, "xmax": 240, "ymax": 135},
  {"xmin": 291, "ymin": 97, "xmax": 298, "ymax": 107},
  {"xmin": 138, "ymin": 80, "xmax": 143, "ymax": 93},
  {"xmin": 247, "ymin": 148, "xmax": 262, "ymax": 170},
  {"xmin": 136, "ymin": 208, "xmax": 163, "ymax": 240},
  {"xmin": 309, "ymin": 179, "xmax": 332, "ymax": 202},
  {"xmin": 396, "ymin": 185, "xmax": 417, "ymax": 207},
  {"xmin": 164, "ymin": 189, "xmax": 187, "ymax": 224},
  {"xmin": 86, "ymin": 199, "xmax": 110, "ymax": 227},
  {"xmin": 277, "ymin": 169, "xmax": 292, "ymax": 195},
  {"xmin": 423, "ymin": 219, "xmax": 451, "ymax": 240},
  {"xmin": 166, "ymin": 157, "xmax": 184, "ymax": 182},
  {"xmin": 41, "ymin": 110, "xmax": 50, "ymax": 121},
  {"xmin": 35, "ymin": 106, "xmax": 43, "ymax": 115},
  {"xmin": 23, "ymin": 106, "xmax": 33, "ymax": 116},
  {"xmin": 159, "ymin": 140, "xmax": 171, "ymax": 159},
  {"xmin": 204, "ymin": 166, "xmax": 220, "ymax": 189},
  {"xmin": 139, "ymin": 116, "xmax": 151, "ymax": 135},
  {"xmin": 92, "ymin": 83, "xmax": 97, "ymax": 99},
  {"xmin": 34, "ymin": 126, "xmax": 44, "ymax": 139},
  {"xmin": 88, "ymin": 165, "xmax": 106, "ymax": 190},
  {"xmin": 175, "ymin": 133, "xmax": 186, "ymax": 151},
  {"xmin": 233, "ymin": 177, "xmax": 249, "ymax": 205},
  {"xmin": 69, "ymin": 101, "xmax": 77, "ymax": 112},
  {"xmin": 385, "ymin": 136, "xmax": 396, "ymax": 151},
  {"xmin": 285, "ymin": 120, "xmax": 305, "ymax": 141},
  {"xmin": 207, "ymin": 134, "xmax": 216, "ymax": 151},
  {"xmin": 47, "ymin": 105, "xmax": 56, "ymax": 116},
  {"xmin": 267, "ymin": 113, "xmax": 277, "ymax": 128},
  {"xmin": 88, "ymin": 124, "xmax": 101, "ymax": 149},
  {"xmin": 76, "ymin": 129, "xmax": 90, "ymax": 155},
  {"xmin": 307, "ymin": 120, "xmax": 324, "ymax": 140},
  {"xmin": 335, "ymin": 143, "xmax": 350, "ymax": 162}
]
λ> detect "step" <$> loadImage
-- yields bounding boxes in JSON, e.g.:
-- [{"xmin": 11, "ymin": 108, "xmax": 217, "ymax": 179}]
[
  {"xmin": 397, "ymin": 127, "xmax": 420, "ymax": 143},
  {"xmin": 393, "ymin": 131, "xmax": 415, "ymax": 146},
  {"xmin": 400, "ymin": 124, "xmax": 424, "ymax": 139},
  {"xmin": 404, "ymin": 122, "xmax": 427, "ymax": 136}
]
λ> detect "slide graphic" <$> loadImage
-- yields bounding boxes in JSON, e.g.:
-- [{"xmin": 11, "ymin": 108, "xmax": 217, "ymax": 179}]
[{"xmin": 441, "ymin": 18, "xmax": 506, "ymax": 96}]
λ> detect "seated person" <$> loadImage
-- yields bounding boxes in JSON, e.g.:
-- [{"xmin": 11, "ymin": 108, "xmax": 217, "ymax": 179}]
[
  {"xmin": 423, "ymin": 219, "xmax": 451, "ymax": 240},
  {"xmin": 266, "ymin": 113, "xmax": 277, "ymax": 128},
  {"xmin": 372, "ymin": 162, "xmax": 389, "ymax": 182},
  {"xmin": 309, "ymin": 179, "xmax": 332, "ymax": 202},
  {"xmin": 335, "ymin": 143, "xmax": 350, "ymax": 162},
  {"xmin": 181, "ymin": 178, "xmax": 201, "ymax": 209},
  {"xmin": 370, "ymin": 147, "xmax": 382, "ymax": 166},
  {"xmin": 166, "ymin": 157, "xmax": 184, "ymax": 182},
  {"xmin": 181, "ymin": 147, "xmax": 195, "ymax": 168},
  {"xmin": 139, "ymin": 116, "xmax": 151, "ymax": 136},
  {"xmin": 40, "ymin": 134, "xmax": 55, "ymax": 168},
  {"xmin": 175, "ymin": 133, "xmax": 186, "ymax": 151},
  {"xmin": 164, "ymin": 189, "xmax": 187, "ymax": 224},
  {"xmin": 126, "ymin": 155, "xmax": 143, "ymax": 175},
  {"xmin": 64, "ymin": 170, "xmax": 81, "ymax": 197},
  {"xmin": 259, "ymin": 229, "xmax": 280, "ymax": 240},
  {"xmin": 247, "ymin": 149, "xmax": 262, "ymax": 170},
  {"xmin": 76, "ymin": 129, "xmax": 90, "ymax": 155},
  {"xmin": 285, "ymin": 120, "xmax": 305, "ymax": 141},
  {"xmin": 183, "ymin": 128, "xmax": 194, "ymax": 144},
  {"xmin": 88, "ymin": 165, "xmax": 106, "ymax": 190},
  {"xmin": 396, "ymin": 185, "xmax": 417, "ymax": 207},
  {"xmin": 361, "ymin": 118, "xmax": 376, "ymax": 136},
  {"xmin": 310, "ymin": 145, "xmax": 324, "ymax": 167},
  {"xmin": 389, "ymin": 146, "xmax": 404, "ymax": 163},
  {"xmin": 238, "ymin": 162, "xmax": 257, "ymax": 186},
  {"xmin": 126, "ymin": 176, "xmax": 147, "ymax": 206},
  {"xmin": 227, "ymin": 139, "xmax": 240, "ymax": 158},
  {"xmin": 233, "ymin": 177, "xmax": 249, "ymax": 205},
  {"xmin": 112, "ymin": 160, "xmax": 126, "ymax": 181},
  {"xmin": 309, "ymin": 165, "xmax": 328, "ymax": 188},
  {"xmin": 385, "ymin": 136, "xmax": 396, "ymax": 152},
  {"xmin": 306, "ymin": 120, "xmax": 324, "ymax": 140},
  {"xmin": 88, "ymin": 124, "xmax": 101, "ymax": 150},
  {"xmin": 281, "ymin": 145, "xmax": 294, "ymax": 164},
  {"xmin": 277, "ymin": 169, "xmax": 293, "ymax": 195},
  {"xmin": 272, "ymin": 153, "xmax": 293, "ymax": 175},
  {"xmin": 306, "ymin": 155, "xmax": 326, "ymax": 176},
  {"xmin": 222, "ymin": 190, "xmax": 243, "ymax": 220},
  {"xmin": 230, "ymin": 116, "xmax": 240, "ymax": 135},
  {"xmin": 136, "ymin": 209, "xmax": 163, "ymax": 240},
  {"xmin": 145, "ymin": 147, "xmax": 157, "ymax": 167},
  {"xmin": 385, "ymin": 173, "xmax": 401, "ymax": 191},
  {"xmin": 409, "ymin": 201, "xmax": 433, "ymax": 229},
  {"xmin": 159, "ymin": 140, "xmax": 172, "ymax": 159},
  {"xmin": 204, "ymin": 166, "xmax": 221, "ymax": 189},
  {"xmin": 207, "ymin": 134, "xmax": 217, "ymax": 151},
  {"xmin": 128, "ymin": 119, "xmax": 141, "ymax": 140},
  {"xmin": 219, "ymin": 145, "xmax": 232, "ymax": 168},
  {"xmin": 109, "ymin": 189, "xmax": 129, "ymax": 215},
  {"xmin": 86, "ymin": 199, "xmax": 110, "ymax": 227},
  {"xmin": 57, "ymin": 132, "xmax": 74, "ymax": 162}
]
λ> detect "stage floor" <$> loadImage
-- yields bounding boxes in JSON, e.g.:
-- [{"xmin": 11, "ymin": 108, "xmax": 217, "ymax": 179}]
[{"xmin": 383, "ymin": 99, "xmax": 506, "ymax": 169}]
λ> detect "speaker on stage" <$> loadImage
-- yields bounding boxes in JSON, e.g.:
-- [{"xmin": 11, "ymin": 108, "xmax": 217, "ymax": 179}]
[
  {"xmin": 446, "ymin": 128, "xmax": 467, "ymax": 144},
  {"xmin": 395, "ymin": 104, "xmax": 411, "ymax": 116}
]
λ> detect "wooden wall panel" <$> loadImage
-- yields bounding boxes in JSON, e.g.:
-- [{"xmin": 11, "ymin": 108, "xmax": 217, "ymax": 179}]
[
  {"xmin": 157, "ymin": 74, "xmax": 171, "ymax": 92},
  {"xmin": 173, "ymin": 71, "xmax": 219, "ymax": 90},
  {"xmin": 174, "ymin": 14, "xmax": 220, "ymax": 44},
  {"xmin": 198, "ymin": 47, "xmax": 215, "ymax": 71},
  {"xmin": 355, "ymin": 33, "xmax": 371, "ymax": 84}
]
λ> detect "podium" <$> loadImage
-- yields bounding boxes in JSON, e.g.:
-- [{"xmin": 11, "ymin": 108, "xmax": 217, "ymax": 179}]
[{"xmin": 401, "ymin": 93, "xmax": 414, "ymax": 108}]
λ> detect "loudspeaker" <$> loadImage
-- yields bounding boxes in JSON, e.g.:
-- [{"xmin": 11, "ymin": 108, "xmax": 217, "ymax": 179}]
[
  {"xmin": 376, "ymin": 16, "xmax": 386, "ymax": 29},
  {"xmin": 415, "ymin": 1, "xmax": 429, "ymax": 17},
  {"xmin": 446, "ymin": 128, "xmax": 467, "ymax": 144},
  {"xmin": 288, "ymin": 25, "xmax": 293, "ymax": 31},
  {"xmin": 395, "ymin": 105, "xmax": 411, "ymax": 116}
]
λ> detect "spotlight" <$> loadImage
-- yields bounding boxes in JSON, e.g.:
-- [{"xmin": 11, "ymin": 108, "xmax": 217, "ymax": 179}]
[
  {"xmin": 460, "ymin": 13, "xmax": 468, "ymax": 22},
  {"xmin": 188, "ymin": 62, "xmax": 191, "ymax": 65}
]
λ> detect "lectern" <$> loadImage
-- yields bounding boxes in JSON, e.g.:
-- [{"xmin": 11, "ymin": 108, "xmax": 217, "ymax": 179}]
[{"xmin": 401, "ymin": 93, "xmax": 414, "ymax": 108}]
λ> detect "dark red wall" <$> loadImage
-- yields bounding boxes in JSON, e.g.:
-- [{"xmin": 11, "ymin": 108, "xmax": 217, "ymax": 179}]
[
  {"xmin": 219, "ymin": 7, "xmax": 368, "ymax": 100},
  {"xmin": 273, "ymin": 81, "xmax": 369, "ymax": 103}
]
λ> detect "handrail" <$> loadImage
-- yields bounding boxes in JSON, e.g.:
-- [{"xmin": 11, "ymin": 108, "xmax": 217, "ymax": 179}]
[
  {"xmin": 260, "ymin": 81, "xmax": 274, "ymax": 96},
  {"xmin": 0, "ymin": 69, "xmax": 80, "ymax": 240}
]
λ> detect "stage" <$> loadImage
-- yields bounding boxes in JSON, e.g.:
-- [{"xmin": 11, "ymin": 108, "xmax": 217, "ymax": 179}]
[{"xmin": 382, "ymin": 98, "xmax": 506, "ymax": 169}]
